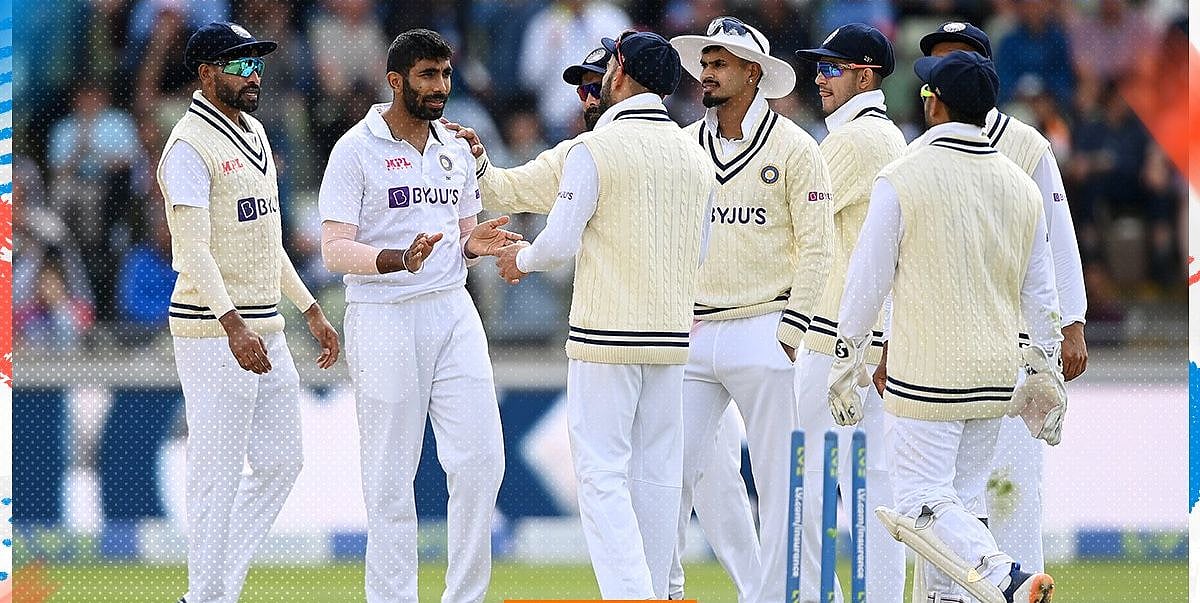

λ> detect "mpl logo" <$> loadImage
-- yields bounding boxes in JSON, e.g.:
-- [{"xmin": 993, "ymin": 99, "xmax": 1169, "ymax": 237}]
[
  {"xmin": 237, "ymin": 196, "xmax": 279, "ymax": 222},
  {"xmin": 386, "ymin": 157, "xmax": 412, "ymax": 171},
  {"xmin": 221, "ymin": 158, "xmax": 246, "ymax": 175}
]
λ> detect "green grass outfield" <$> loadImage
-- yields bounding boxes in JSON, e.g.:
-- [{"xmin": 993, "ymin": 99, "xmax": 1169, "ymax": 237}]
[{"xmin": 39, "ymin": 560, "xmax": 1186, "ymax": 602}]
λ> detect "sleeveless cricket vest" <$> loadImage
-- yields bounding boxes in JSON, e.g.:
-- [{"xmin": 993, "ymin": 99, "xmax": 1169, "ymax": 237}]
[
  {"xmin": 566, "ymin": 107, "xmax": 713, "ymax": 364},
  {"xmin": 987, "ymin": 109, "xmax": 1055, "ymax": 346},
  {"xmin": 880, "ymin": 131, "xmax": 1042, "ymax": 420},
  {"xmin": 683, "ymin": 106, "xmax": 832, "ymax": 348},
  {"xmin": 985, "ymin": 109, "xmax": 1050, "ymax": 177},
  {"xmin": 805, "ymin": 108, "xmax": 906, "ymax": 365},
  {"xmin": 159, "ymin": 91, "xmax": 285, "ymax": 338}
]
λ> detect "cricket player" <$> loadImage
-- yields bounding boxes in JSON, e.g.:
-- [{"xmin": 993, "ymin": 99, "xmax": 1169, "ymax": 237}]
[
  {"xmin": 494, "ymin": 30, "xmax": 713, "ymax": 599},
  {"xmin": 158, "ymin": 22, "xmax": 340, "ymax": 603},
  {"xmin": 667, "ymin": 17, "xmax": 832, "ymax": 602},
  {"xmin": 895, "ymin": 21, "xmax": 1087, "ymax": 574},
  {"xmin": 317, "ymin": 29, "xmax": 520, "ymax": 603},
  {"xmin": 448, "ymin": 46, "xmax": 760, "ymax": 600},
  {"xmin": 792, "ymin": 23, "xmax": 906, "ymax": 603},
  {"xmin": 832, "ymin": 50, "xmax": 1062, "ymax": 603}
]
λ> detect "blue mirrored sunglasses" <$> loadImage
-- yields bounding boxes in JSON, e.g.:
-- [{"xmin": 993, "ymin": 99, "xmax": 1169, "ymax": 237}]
[
  {"xmin": 576, "ymin": 82, "xmax": 602, "ymax": 102},
  {"xmin": 816, "ymin": 60, "xmax": 881, "ymax": 79},
  {"xmin": 209, "ymin": 57, "xmax": 266, "ymax": 78}
]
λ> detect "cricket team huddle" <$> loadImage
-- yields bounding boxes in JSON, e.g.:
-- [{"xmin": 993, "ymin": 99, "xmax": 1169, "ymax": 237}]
[{"xmin": 159, "ymin": 14, "xmax": 1086, "ymax": 603}]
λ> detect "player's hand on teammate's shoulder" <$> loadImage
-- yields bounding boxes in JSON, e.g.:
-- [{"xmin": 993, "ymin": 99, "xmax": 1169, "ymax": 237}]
[
  {"xmin": 303, "ymin": 302, "xmax": 340, "ymax": 369},
  {"xmin": 440, "ymin": 117, "xmax": 484, "ymax": 158},
  {"xmin": 495, "ymin": 241, "xmax": 530, "ymax": 285},
  {"xmin": 466, "ymin": 215, "xmax": 524, "ymax": 258},
  {"xmin": 218, "ymin": 310, "xmax": 272, "ymax": 374}
]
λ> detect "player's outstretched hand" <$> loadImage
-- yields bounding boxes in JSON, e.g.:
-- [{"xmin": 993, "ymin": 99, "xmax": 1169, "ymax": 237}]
[
  {"xmin": 440, "ymin": 118, "xmax": 484, "ymax": 158},
  {"xmin": 1060, "ymin": 322, "xmax": 1087, "ymax": 381},
  {"xmin": 404, "ymin": 232, "xmax": 444, "ymax": 273},
  {"xmin": 495, "ymin": 241, "xmax": 530, "ymax": 284},
  {"xmin": 303, "ymin": 302, "xmax": 340, "ymax": 369},
  {"xmin": 219, "ymin": 311, "xmax": 272, "ymax": 374},
  {"xmin": 466, "ymin": 215, "xmax": 524, "ymax": 257}
]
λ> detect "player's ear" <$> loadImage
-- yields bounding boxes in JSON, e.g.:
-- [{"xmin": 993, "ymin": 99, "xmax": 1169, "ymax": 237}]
[{"xmin": 386, "ymin": 71, "xmax": 403, "ymax": 93}]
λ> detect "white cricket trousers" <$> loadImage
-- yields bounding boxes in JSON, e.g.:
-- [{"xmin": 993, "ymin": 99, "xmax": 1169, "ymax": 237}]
[
  {"xmin": 670, "ymin": 405, "xmax": 760, "ymax": 603},
  {"xmin": 988, "ymin": 409, "xmax": 1045, "ymax": 571},
  {"xmin": 678, "ymin": 312, "xmax": 794, "ymax": 603},
  {"xmin": 344, "ymin": 287, "xmax": 505, "ymax": 603},
  {"xmin": 567, "ymin": 360, "xmax": 684, "ymax": 600},
  {"xmin": 174, "ymin": 331, "xmax": 303, "ymax": 603},
  {"xmin": 794, "ymin": 348, "xmax": 905, "ymax": 603},
  {"xmin": 888, "ymin": 415, "xmax": 1014, "ymax": 601}
]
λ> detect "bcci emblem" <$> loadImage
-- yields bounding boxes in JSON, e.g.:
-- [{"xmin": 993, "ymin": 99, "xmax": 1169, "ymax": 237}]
[
  {"xmin": 760, "ymin": 165, "xmax": 780, "ymax": 185},
  {"xmin": 943, "ymin": 22, "xmax": 967, "ymax": 33},
  {"xmin": 438, "ymin": 153, "xmax": 453, "ymax": 172}
]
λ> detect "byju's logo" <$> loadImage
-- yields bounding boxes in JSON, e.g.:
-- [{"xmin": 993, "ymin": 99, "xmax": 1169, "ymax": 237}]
[
  {"xmin": 237, "ymin": 197, "xmax": 278, "ymax": 222},
  {"xmin": 388, "ymin": 186, "xmax": 460, "ymax": 208},
  {"xmin": 389, "ymin": 186, "xmax": 411, "ymax": 208}
]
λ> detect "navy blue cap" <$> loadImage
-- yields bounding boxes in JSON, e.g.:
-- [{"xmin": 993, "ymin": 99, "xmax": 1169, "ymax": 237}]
[
  {"xmin": 796, "ymin": 23, "xmax": 895, "ymax": 78},
  {"xmin": 185, "ymin": 22, "xmax": 278, "ymax": 74},
  {"xmin": 919, "ymin": 22, "xmax": 992, "ymax": 58},
  {"xmin": 562, "ymin": 47, "xmax": 611, "ymax": 85},
  {"xmin": 601, "ymin": 31, "xmax": 682, "ymax": 96},
  {"xmin": 914, "ymin": 50, "xmax": 999, "ymax": 115}
]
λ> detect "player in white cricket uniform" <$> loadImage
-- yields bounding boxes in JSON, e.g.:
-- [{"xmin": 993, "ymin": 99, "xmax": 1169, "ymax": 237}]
[
  {"xmin": 832, "ymin": 51, "xmax": 1061, "ymax": 603},
  {"xmin": 669, "ymin": 17, "xmax": 832, "ymax": 602},
  {"xmin": 449, "ymin": 47, "xmax": 760, "ymax": 600},
  {"xmin": 159, "ymin": 22, "xmax": 340, "ymax": 603},
  {"xmin": 907, "ymin": 22, "xmax": 1088, "ymax": 574},
  {"xmin": 494, "ymin": 31, "xmax": 714, "ymax": 599},
  {"xmin": 317, "ymin": 29, "xmax": 520, "ymax": 603},
  {"xmin": 792, "ymin": 23, "xmax": 907, "ymax": 603}
]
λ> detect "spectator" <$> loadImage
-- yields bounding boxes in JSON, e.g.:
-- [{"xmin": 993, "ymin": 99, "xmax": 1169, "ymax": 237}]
[
  {"xmin": 517, "ymin": 0, "xmax": 630, "ymax": 141},
  {"xmin": 15, "ymin": 249, "xmax": 95, "ymax": 350},
  {"xmin": 994, "ymin": 0, "xmax": 1075, "ymax": 107},
  {"xmin": 47, "ymin": 81, "xmax": 147, "ymax": 320},
  {"xmin": 308, "ymin": 0, "xmax": 386, "ymax": 99},
  {"xmin": 115, "ymin": 207, "xmax": 174, "ymax": 344},
  {"xmin": 1070, "ymin": 0, "xmax": 1156, "ymax": 91}
]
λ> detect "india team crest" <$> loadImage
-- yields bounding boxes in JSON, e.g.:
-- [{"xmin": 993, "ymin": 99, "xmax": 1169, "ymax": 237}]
[
  {"xmin": 229, "ymin": 24, "xmax": 254, "ymax": 38},
  {"xmin": 942, "ymin": 22, "xmax": 967, "ymax": 33},
  {"xmin": 438, "ymin": 153, "xmax": 453, "ymax": 172},
  {"xmin": 823, "ymin": 28, "xmax": 840, "ymax": 45},
  {"xmin": 760, "ymin": 165, "xmax": 780, "ymax": 185}
]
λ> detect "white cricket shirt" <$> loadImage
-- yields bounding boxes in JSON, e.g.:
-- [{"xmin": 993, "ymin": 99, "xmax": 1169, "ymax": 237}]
[{"xmin": 319, "ymin": 103, "xmax": 481, "ymax": 304}]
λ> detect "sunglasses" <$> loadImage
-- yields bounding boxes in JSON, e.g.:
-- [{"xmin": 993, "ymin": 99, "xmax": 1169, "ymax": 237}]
[
  {"xmin": 207, "ymin": 57, "xmax": 266, "ymax": 78},
  {"xmin": 707, "ymin": 16, "xmax": 766, "ymax": 53},
  {"xmin": 920, "ymin": 83, "xmax": 936, "ymax": 98},
  {"xmin": 816, "ymin": 61, "xmax": 881, "ymax": 79},
  {"xmin": 576, "ymin": 81, "xmax": 602, "ymax": 102}
]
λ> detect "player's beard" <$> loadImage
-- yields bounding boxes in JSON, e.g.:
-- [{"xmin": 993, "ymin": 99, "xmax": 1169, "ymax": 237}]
[
  {"xmin": 402, "ymin": 77, "xmax": 447, "ymax": 121},
  {"xmin": 596, "ymin": 75, "xmax": 615, "ymax": 118},
  {"xmin": 701, "ymin": 80, "xmax": 730, "ymax": 108},
  {"xmin": 216, "ymin": 77, "xmax": 260, "ymax": 113},
  {"xmin": 583, "ymin": 106, "xmax": 602, "ymax": 131}
]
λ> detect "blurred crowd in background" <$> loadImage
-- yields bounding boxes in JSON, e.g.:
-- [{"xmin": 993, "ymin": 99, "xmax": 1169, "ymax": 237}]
[{"xmin": 13, "ymin": 0, "xmax": 1189, "ymax": 352}]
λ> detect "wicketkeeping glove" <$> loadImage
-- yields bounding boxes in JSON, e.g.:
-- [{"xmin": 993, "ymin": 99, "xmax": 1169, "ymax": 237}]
[
  {"xmin": 1008, "ymin": 345, "xmax": 1068, "ymax": 445},
  {"xmin": 827, "ymin": 335, "xmax": 872, "ymax": 426}
]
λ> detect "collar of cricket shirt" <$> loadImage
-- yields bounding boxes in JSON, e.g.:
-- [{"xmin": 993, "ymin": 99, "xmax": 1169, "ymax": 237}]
[
  {"xmin": 594, "ymin": 92, "xmax": 670, "ymax": 129},
  {"xmin": 824, "ymin": 89, "xmax": 889, "ymax": 133},
  {"xmin": 188, "ymin": 90, "xmax": 268, "ymax": 174},
  {"xmin": 365, "ymin": 102, "xmax": 445, "ymax": 150},
  {"xmin": 917, "ymin": 121, "xmax": 996, "ymax": 155},
  {"xmin": 702, "ymin": 89, "xmax": 768, "ymax": 145}
]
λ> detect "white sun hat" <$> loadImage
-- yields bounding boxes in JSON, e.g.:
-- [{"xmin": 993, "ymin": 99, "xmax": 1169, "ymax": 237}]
[{"xmin": 670, "ymin": 16, "xmax": 797, "ymax": 99}]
